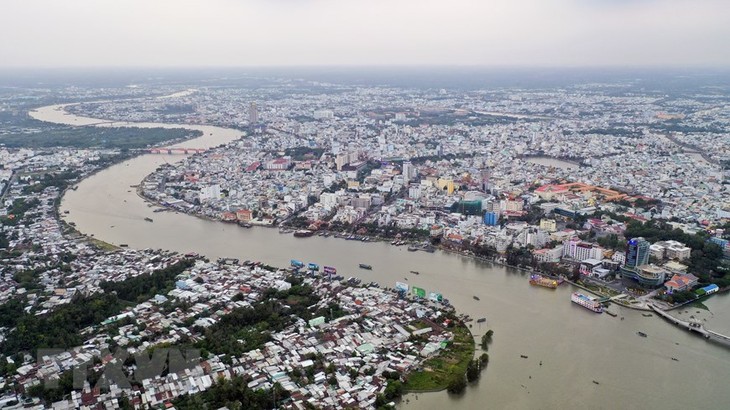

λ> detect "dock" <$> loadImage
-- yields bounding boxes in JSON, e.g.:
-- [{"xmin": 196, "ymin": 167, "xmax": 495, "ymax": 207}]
[{"xmin": 649, "ymin": 304, "xmax": 730, "ymax": 348}]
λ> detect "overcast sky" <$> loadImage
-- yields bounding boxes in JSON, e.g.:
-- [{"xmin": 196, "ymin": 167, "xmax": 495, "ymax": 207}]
[{"xmin": 1, "ymin": 0, "xmax": 729, "ymax": 68}]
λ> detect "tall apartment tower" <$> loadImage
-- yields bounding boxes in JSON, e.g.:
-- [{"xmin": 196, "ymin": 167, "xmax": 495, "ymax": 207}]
[{"xmin": 248, "ymin": 102, "xmax": 258, "ymax": 124}]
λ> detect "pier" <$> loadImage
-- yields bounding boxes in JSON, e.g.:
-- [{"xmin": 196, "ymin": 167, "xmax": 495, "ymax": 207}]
[{"xmin": 649, "ymin": 304, "xmax": 730, "ymax": 348}]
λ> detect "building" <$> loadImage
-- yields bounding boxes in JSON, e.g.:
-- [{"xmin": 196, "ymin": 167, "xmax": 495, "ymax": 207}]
[
  {"xmin": 264, "ymin": 158, "xmax": 291, "ymax": 171},
  {"xmin": 480, "ymin": 169, "xmax": 491, "ymax": 192},
  {"xmin": 650, "ymin": 240, "xmax": 691, "ymax": 261},
  {"xmin": 562, "ymin": 238, "xmax": 604, "ymax": 261},
  {"xmin": 664, "ymin": 273, "xmax": 699, "ymax": 293},
  {"xmin": 402, "ymin": 161, "xmax": 415, "ymax": 182},
  {"xmin": 249, "ymin": 102, "xmax": 258, "ymax": 124},
  {"xmin": 532, "ymin": 246, "xmax": 564, "ymax": 263},
  {"xmin": 625, "ymin": 237, "xmax": 650, "ymax": 268},
  {"xmin": 539, "ymin": 219, "xmax": 557, "ymax": 232},
  {"xmin": 236, "ymin": 209, "xmax": 252, "ymax": 222},
  {"xmin": 484, "ymin": 212, "xmax": 499, "ymax": 226}
]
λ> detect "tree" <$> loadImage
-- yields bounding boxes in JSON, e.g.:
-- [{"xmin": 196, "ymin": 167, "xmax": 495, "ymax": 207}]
[
  {"xmin": 447, "ymin": 374, "xmax": 467, "ymax": 394},
  {"xmin": 466, "ymin": 359, "xmax": 480, "ymax": 382}
]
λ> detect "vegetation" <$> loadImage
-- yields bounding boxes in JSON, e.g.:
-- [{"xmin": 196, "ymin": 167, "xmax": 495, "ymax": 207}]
[
  {"xmin": 0, "ymin": 119, "xmax": 201, "ymax": 149},
  {"xmin": 100, "ymin": 259, "xmax": 195, "ymax": 303},
  {"xmin": 403, "ymin": 321, "xmax": 474, "ymax": 392},
  {"xmin": 195, "ymin": 276, "xmax": 344, "ymax": 358},
  {"xmin": 173, "ymin": 376, "xmax": 290, "ymax": 410},
  {"xmin": 480, "ymin": 329, "xmax": 493, "ymax": 351},
  {"xmin": 0, "ymin": 259, "xmax": 194, "ymax": 355}
]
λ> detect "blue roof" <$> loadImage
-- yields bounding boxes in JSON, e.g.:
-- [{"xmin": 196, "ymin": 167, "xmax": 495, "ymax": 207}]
[{"xmin": 701, "ymin": 284, "xmax": 719, "ymax": 291}]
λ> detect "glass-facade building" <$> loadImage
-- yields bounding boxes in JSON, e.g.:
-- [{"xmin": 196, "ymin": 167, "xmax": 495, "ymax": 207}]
[{"xmin": 625, "ymin": 237, "xmax": 650, "ymax": 268}]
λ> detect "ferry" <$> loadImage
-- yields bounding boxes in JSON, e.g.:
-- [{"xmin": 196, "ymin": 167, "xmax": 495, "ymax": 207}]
[
  {"xmin": 570, "ymin": 292, "xmax": 603, "ymax": 313},
  {"xmin": 529, "ymin": 274, "xmax": 558, "ymax": 289},
  {"xmin": 359, "ymin": 264, "xmax": 372, "ymax": 270}
]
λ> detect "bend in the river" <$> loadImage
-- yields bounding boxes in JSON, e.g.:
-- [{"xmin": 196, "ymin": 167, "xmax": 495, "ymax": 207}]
[{"xmin": 29, "ymin": 96, "xmax": 730, "ymax": 410}]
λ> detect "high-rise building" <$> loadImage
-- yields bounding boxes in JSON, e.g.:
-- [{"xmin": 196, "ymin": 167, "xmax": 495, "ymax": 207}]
[
  {"xmin": 402, "ymin": 161, "xmax": 415, "ymax": 182},
  {"xmin": 480, "ymin": 169, "xmax": 491, "ymax": 192},
  {"xmin": 625, "ymin": 237, "xmax": 650, "ymax": 268},
  {"xmin": 248, "ymin": 102, "xmax": 258, "ymax": 124}
]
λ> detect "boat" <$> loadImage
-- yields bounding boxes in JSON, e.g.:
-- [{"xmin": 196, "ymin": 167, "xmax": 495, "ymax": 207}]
[
  {"xmin": 119, "ymin": 244, "xmax": 128, "ymax": 247},
  {"xmin": 592, "ymin": 380, "xmax": 600, "ymax": 385},
  {"xmin": 407, "ymin": 245, "xmax": 419, "ymax": 252},
  {"xmin": 637, "ymin": 331, "xmax": 647, "ymax": 338},
  {"xmin": 570, "ymin": 292, "xmax": 603, "ymax": 313},
  {"xmin": 290, "ymin": 259, "xmax": 304, "ymax": 268},
  {"xmin": 671, "ymin": 357, "xmax": 679, "ymax": 362},
  {"xmin": 477, "ymin": 318, "xmax": 486, "ymax": 323},
  {"xmin": 473, "ymin": 296, "xmax": 480, "ymax": 301},
  {"xmin": 529, "ymin": 274, "xmax": 558, "ymax": 289},
  {"xmin": 642, "ymin": 313, "xmax": 653, "ymax": 317},
  {"xmin": 293, "ymin": 229, "xmax": 314, "ymax": 238},
  {"xmin": 520, "ymin": 355, "xmax": 528, "ymax": 359},
  {"xmin": 238, "ymin": 222, "xmax": 253, "ymax": 228},
  {"xmin": 410, "ymin": 270, "xmax": 420, "ymax": 275},
  {"xmin": 359, "ymin": 264, "xmax": 373, "ymax": 270},
  {"xmin": 308, "ymin": 263, "xmax": 320, "ymax": 271},
  {"xmin": 144, "ymin": 217, "xmax": 154, "ymax": 223},
  {"xmin": 605, "ymin": 310, "xmax": 617, "ymax": 317}
]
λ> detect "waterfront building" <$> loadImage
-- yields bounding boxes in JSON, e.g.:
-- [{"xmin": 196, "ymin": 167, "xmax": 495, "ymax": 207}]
[
  {"xmin": 625, "ymin": 237, "xmax": 650, "ymax": 268},
  {"xmin": 664, "ymin": 273, "xmax": 699, "ymax": 293},
  {"xmin": 562, "ymin": 238, "xmax": 604, "ymax": 261}
]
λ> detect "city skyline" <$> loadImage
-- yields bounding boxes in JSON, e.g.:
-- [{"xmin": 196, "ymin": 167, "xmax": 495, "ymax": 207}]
[{"xmin": 1, "ymin": 0, "xmax": 730, "ymax": 68}]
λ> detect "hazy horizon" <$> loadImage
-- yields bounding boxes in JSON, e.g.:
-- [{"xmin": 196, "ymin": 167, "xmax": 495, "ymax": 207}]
[{"xmin": 2, "ymin": 0, "xmax": 730, "ymax": 69}]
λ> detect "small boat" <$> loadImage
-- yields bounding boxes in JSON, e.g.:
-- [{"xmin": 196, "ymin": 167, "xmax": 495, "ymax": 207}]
[
  {"xmin": 592, "ymin": 380, "xmax": 600, "ymax": 385},
  {"xmin": 642, "ymin": 313, "xmax": 653, "ymax": 317},
  {"xmin": 144, "ymin": 217, "xmax": 153, "ymax": 222},
  {"xmin": 359, "ymin": 264, "xmax": 373, "ymax": 270},
  {"xmin": 473, "ymin": 296, "xmax": 480, "ymax": 301},
  {"xmin": 605, "ymin": 311, "xmax": 617, "ymax": 317},
  {"xmin": 477, "ymin": 318, "xmax": 486, "ymax": 323},
  {"xmin": 520, "ymin": 355, "xmax": 528, "ymax": 359},
  {"xmin": 671, "ymin": 357, "xmax": 678, "ymax": 362},
  {"xmin": 119, "ymin": 244, "xmax": 129, "ymax": 247},
  {"xmin": 410, "ymin": 270, "xmax": 420, "ymax": 275},
  {"xmin": 637, "ymin": 331, "xmax": 647, "ymax": 338}
]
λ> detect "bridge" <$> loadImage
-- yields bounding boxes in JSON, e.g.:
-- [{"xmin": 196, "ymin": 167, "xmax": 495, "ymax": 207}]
[
  {"xmin": 147, "ymin": 147, "xmax": 207, "ymax": 155},
  {"xmin": 649, "ymin": 304, "xmax": 730, "ymax": 348}
]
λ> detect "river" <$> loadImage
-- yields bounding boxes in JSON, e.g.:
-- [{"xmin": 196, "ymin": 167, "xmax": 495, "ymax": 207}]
[{"xmin": 30, "ymin": 101, "xmax": 730, "ymax": 410}]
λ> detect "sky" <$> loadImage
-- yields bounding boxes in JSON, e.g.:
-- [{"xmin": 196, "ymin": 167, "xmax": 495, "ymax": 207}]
[{"xmin": 1, "ymin": 0, "xmax": 729, "ymax": 68}]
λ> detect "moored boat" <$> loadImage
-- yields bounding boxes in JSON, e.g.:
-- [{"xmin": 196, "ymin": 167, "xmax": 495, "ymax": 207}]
[
  {"xmin": 359, "ymin": 263, "xmax": 372, "ymax": 270},
  {"xmin": 293, "ymin": 229, "xmax": 314, "ymax": 237},
  {"xmin": 529, "ymin": 274, "xmax": 558, "ymax": 289},
  {"xmin": 571, "ymin": 292, "xmax": 603, "ymax": 313},
  {"xmin": 473, "ymin": 295, "xmax": 480, "ymax": 301}
]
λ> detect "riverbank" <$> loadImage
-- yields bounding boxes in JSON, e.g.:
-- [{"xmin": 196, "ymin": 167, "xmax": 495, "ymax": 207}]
[{"xmin": 404, "ymin": 322, "xmax": 476, "ymax": 393}]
